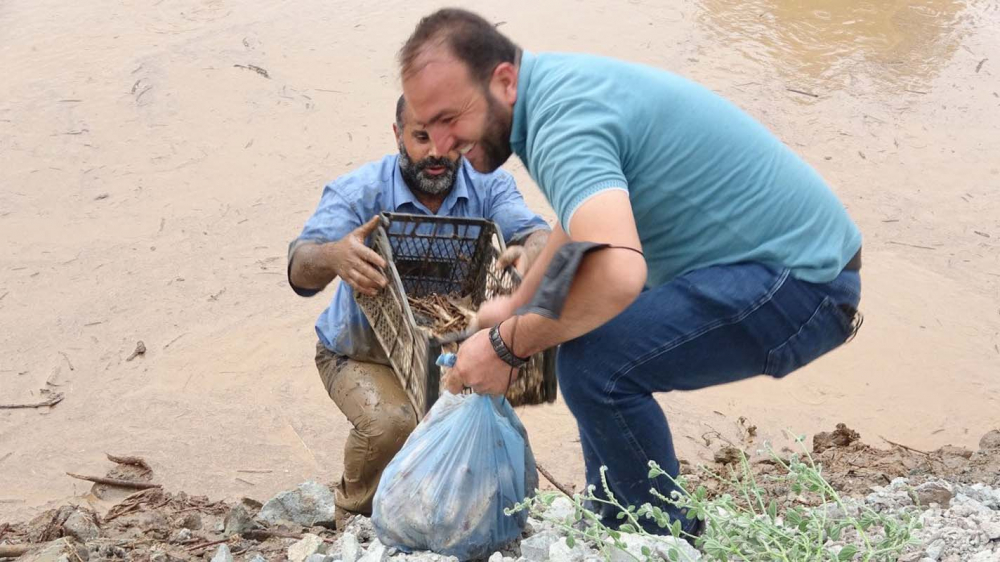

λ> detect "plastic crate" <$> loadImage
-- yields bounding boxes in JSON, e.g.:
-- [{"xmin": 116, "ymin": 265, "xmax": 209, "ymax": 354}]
[{"xmin": 355, "ymin": 212, "xmax": 557, "ymax": 417}]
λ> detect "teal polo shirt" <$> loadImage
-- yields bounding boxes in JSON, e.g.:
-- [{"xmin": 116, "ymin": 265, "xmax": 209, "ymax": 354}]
[{"xmin": 509, "ymin": 51, "xmax": 862, "ymax": 286}]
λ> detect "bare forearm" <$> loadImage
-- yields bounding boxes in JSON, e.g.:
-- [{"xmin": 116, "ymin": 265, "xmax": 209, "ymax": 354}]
[
  {"xmin": 502, "ymin": 248, "xmax": 646, "ymax": 356},
  {"xmin": 510, "ymin": 226, "xmax": 569, "ymax": 309},
  {"xmin": 290, "ymin": 242, "xmax": 340, "ymax": 290}
]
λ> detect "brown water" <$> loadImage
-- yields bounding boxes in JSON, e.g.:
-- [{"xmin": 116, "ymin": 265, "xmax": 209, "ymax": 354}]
[
  {"xmin": 1, "ymin": 0, "xmax": 998, "ymax": 522},
  {"xmin": 696, "ymin": 0, "xmax": 976, "ymax": 92}
]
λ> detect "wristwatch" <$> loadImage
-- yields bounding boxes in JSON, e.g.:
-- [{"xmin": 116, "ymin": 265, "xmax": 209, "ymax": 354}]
[{"xmin": 489, "ymin": 323, "xmax": 529, "ymax": 368}]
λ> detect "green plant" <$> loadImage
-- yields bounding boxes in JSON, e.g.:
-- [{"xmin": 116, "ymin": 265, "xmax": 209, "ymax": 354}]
[{"xmin": 508, "ymin": 436, "xmax": 921, "ymax": 562}]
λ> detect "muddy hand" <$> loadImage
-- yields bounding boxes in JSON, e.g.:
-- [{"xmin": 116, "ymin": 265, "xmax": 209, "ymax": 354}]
[
  {"xmin": 334, "ymin": 216, "xmax": 387, "ymax": 296},
  {"xmin": 497, "ymin": 246, "xmax": 528, "ymax": 274}
]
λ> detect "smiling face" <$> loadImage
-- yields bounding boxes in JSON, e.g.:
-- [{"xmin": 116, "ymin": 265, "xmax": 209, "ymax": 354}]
[
  {"xmin": 394, "ymin": 100, "xmax": 460, "ymax": 197},
  {"xmin": 401, "ymin": 46, "xmax": 519, "ymax": 173}
]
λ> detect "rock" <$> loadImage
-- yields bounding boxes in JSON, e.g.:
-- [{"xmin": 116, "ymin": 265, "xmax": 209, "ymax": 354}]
[
  {"xmin": 342, "ymin": 532, "xmax": 362, "ymax": 562},
  {"xmin": 400, "ymin": 554, "xmax": 459, "ymax": 562},
  {"xmin": 246, "ymin": 554, "xmax": 267, "ymax": 562},
  {"xmin": 359, "ymin": 539, "xmax": 388, "ymax": 562},
  {"xmin": 137, "ymin": 511, "xmax": 170, "ymax": 540},
  {"xmin": 489, "ymin": 552, "xmax": 504, "ymax": 562},
  {"xmin": 608, "ymin": 533, "xmax": 701, "ymax": 562},
  {"xmin": 224, "ymin": 504, "xmax": 254, "ymax": 536},
  {"xmin": 257, "ymin": 480, "xmax": 337, "ymax": 528},
  {"xmin": 18, "ymin": 538, "xmax": 89, "ymax": 562},
  {"xmin": 812, "ymin": 423, "xmax": 861, "ymax": 453},
  {"xmin": 211, "ymin": 544, "xmax": 234, "ymax": 562},
  {"xmin": 978, "ymin": 517, "xmax": 1000, "ymax": 540},
  {"xmin": 176, "ymin": 512, "xmax": 202, "ymax": 530},
  {"xmin": 913, "ymin": 482, "xmax": 954, "ymax": 507},
  {"xmin": 241, "ymin": 496, "xmax": 264, "ymax": 513},
  {"xmin": 169, "ymin": 527, "xmax": 192, "ymax": 543},
  {"xmin": 548, "ymin": 537, "xmax": 591, "ymax": 562},
  {"xmin": 936, "ymin": 445, "xmax": 974, "ymax": 459},
  {"xmin": 924, "ymin": 539, "xmax": 946, "ymax": 561},
  {"xmin": 521, "ymin": 530, "xmax": 560, "ymax": 561},
  {"xmin": 149, "ymin": 552, "xmax": 186, "ymax": 562},
  {"xmin": 979, "ymin": 430, "xmax": 1000, "ymax": 451},
  {"xmin": 544, "ymin": 497, "xmax": 578, "ymax": 523},
  {"xmin": 63, "ymin": 509, "xmax": 100, "ymax": 542},
  {"xmin": 343, "ymin": 515, "xmax": 376, "ymax": 542},
  {"xmin": 289, "ymin": 533, "xmax": 327, "ymax": 562},
  {"xmin": 713, "ymin": 446, "xmax": 743, "ymax": 465}
]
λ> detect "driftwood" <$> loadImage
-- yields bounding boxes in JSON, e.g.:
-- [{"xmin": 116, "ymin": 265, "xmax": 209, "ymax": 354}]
[
  {"xmin": 65, "ymin": 473, "xmax": 160, "ymax": 490},
  {"xmin": 0, "ymin": 544, "xmax": 35, "ymax": 558},
  {"xmin": 408, "ymin": 293, "xmax": 476, "ymax": 336},
  {"xmin": 106, "ymin": 453, "xmax": 152, "ymax": 473},
  {"xmin": 0, "ymin": 392, "xmax": 64, "ymax": 409},
  {"xmin": 537, "ymin": 462, "xmax": 575, "ymax": 497}
]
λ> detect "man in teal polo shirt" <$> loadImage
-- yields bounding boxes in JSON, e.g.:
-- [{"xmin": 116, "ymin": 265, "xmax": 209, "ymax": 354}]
[{"xmin": 398, "ymin": 9, "xmax": 862, "ymax": 537}]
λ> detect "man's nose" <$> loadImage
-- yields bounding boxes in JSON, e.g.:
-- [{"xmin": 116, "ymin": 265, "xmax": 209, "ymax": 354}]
[
  {"xmin": 427, "ymin": 139, "xmax": 440, "ymax": 158},
  {"xmin": 429, "ymin": 126, "xmax": 454, "ymax": 156}
]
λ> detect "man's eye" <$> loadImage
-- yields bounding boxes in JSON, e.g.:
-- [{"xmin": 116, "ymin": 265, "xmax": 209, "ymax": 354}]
[{"xmin": 415, "ymin": 134, "xmax": 429, "ymax": 142}]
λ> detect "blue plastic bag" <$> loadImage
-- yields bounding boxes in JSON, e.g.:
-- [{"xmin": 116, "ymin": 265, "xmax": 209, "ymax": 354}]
[{"xmin": 372, "ymin": 391, "xmax": 538, "ymax": 560}]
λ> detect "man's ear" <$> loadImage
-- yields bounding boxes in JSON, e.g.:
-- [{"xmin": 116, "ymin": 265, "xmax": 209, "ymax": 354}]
[
  {"xmin": 392, "ymin": 122, "xmax": 400, "ymax": 140},
  {"xmin": 490, "ymin": 62, "xmax": 518, "ymax": 107}
]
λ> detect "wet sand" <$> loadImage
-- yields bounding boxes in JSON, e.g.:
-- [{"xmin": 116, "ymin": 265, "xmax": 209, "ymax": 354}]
[{"xmin": 1, "ymin": 0, "xmax": 999, "ymax": 521}]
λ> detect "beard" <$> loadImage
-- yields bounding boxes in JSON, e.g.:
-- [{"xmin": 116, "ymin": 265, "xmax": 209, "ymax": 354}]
[
  {"xmin": 398, "ymin": 142, "xmax": 459, "ymax": 197},
  {"xmin": 476, "ymin": 93, "xmax": 514, "ymax": 173}
]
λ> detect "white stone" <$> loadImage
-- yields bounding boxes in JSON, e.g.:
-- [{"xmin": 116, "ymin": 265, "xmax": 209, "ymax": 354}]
[
  {"xmin": 489, "ymin": 552, "xmax": 504, "ymax": 562},
  {"xmin": 521, "ymin": 531, "xmax": 560, "ymax": 561},
  {"xmin": 608, "ymin": 533, "xmax": 701, "ymax": 562},
  {"xmin": 289, "ymin": 534, "xmax": 327, "ymax": 562},
  {"xmin": 548, "ymin": 537, "xmax": 591, "ymax": 562},
  {"xmin": 342, "ymin": 532, "xmax": 362, "ymax": 562},
  {"xmin": 924, "ymin": 539, "xmax": 946, "ymax": 561},
  {"xmin": 953, "ymin": 495, "xmax": 992, "ymax": 514},
  {"xmin": 211, "ymin": 544, "xmax": 235, "ymax": 562},
  {"xmin": 979, "ymin": 517, "xmax": 1000, "ymax": 540},
  {"xmin": 306, "ymin": 555, "xmax": 332, "ymax": 562},
  {"xmin": 247, "ymin": 555, "xmax": 267, "ymax": 562},
  {"xmin": 359, "ymin": 539, "xmax": 388, "ymax": 562},
  {"xmin": 545, "ymin": 497, "xmax": 577, "ymax": 523}
]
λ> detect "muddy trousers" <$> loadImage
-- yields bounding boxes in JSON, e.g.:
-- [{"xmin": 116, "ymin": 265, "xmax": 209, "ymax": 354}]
[
  {"xmin": 314, "ymin": 343, "xmax": 417, "ymax": 516},
  {"xmin": 557, "ymin": 263, "xmax": 861, "ymax": 534}
]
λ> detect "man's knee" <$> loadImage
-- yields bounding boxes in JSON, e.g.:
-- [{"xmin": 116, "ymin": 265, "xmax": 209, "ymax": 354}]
[
  {"xmin": 367, "ymin": 401, "xmax": 417, "ymax": 450},
  {"xmin": 557, "ymin": 334, "xmax": 606, "ymax": 404}
]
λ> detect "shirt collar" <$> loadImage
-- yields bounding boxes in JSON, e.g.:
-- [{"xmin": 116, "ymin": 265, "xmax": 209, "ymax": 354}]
[
  {"xmin": 509, "ymin": 50, "xmax": 535, "ymax": 155},
  {"xmin": 390, "ymin": 154, "xmax": 470, "ymax": 215}
]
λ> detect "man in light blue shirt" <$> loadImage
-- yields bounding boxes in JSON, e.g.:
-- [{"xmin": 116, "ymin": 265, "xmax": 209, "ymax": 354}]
[
  {"xmin": 398, "ymin": 10, "xmax": 863, "ymax": 539},
  {"xmin": 288, "ymin": 95, "xmax": 549, "ymax": 522}
]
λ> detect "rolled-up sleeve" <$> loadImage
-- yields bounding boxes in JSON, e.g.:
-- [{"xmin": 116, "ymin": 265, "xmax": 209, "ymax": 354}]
[
  {"xmin": 485, "ymin": 171, "xmax": 550, "ymax": 244},
  {"xmin": 287, "ymin": 179, "xmax": 367, "ymax": 296}
]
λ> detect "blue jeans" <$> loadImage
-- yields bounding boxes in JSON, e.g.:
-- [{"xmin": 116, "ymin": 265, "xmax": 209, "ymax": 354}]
[{"xmin": 556, "ymin": 262, "xmax": 861, "ymax": 533}]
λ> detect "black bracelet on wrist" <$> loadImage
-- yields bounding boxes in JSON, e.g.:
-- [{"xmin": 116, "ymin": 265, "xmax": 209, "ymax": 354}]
[{"xmin": 490, "ymin": 322, "xmax": 528, "ymax": 368}]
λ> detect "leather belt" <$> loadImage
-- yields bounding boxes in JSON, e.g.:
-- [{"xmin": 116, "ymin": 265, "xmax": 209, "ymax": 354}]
[{"xmin": 843, "ymin": 247, "xmax": 862, "ymax": 271}]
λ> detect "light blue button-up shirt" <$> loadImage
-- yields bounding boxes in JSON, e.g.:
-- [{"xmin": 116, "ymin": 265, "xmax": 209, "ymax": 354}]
[{"xmin": 290, "ymin": 154, "xmax": 549, "ymax": 362}]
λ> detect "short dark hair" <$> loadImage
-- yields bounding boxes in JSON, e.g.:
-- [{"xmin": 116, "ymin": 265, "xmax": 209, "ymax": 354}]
[
  {"xmin": 395, "ymin": 94, "xmax": 406, "ymax": 129},
  {"xmin": 399, "ymin": 8, "xmax": 519, "ymax": 85}
]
